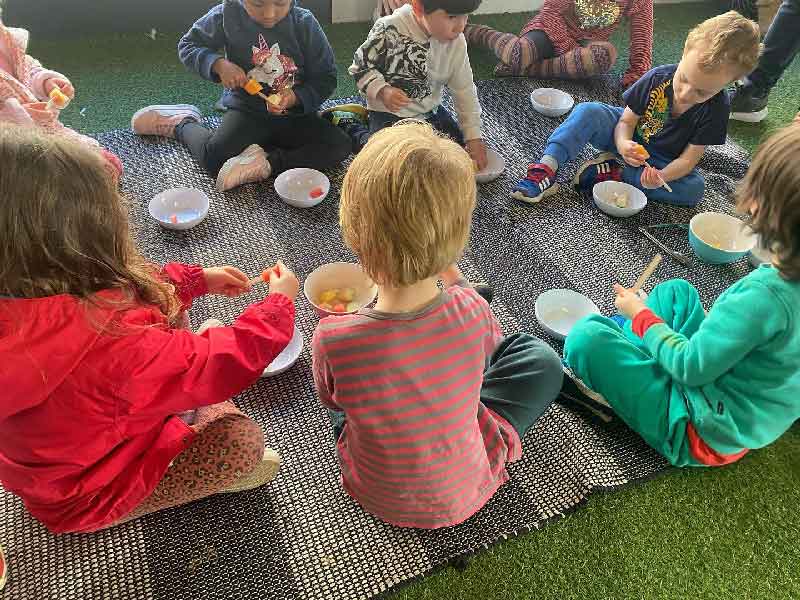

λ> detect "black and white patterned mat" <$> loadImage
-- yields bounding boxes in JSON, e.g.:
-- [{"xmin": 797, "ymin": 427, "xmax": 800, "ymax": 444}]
[{"xmin": 0, "ymin": 78, "xmax": 752, "ymax": 600}]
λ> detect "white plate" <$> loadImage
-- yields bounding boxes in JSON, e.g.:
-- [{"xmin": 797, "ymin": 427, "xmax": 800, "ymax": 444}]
[
  {"xmin": 149, "ymin": 188, "xmax": 210, "ymax": 230},
  {"xmin": 262, "ymin": 325, "xmax": 304, "ymax": 377},
  {"xmin": 535, "ymin": 289, "xmax": 600, "ymax": 341},
  {"xmin": 475, "ymin": 148, "xmax": 506, "ymax": 184},
  {"xmin": 592, "ymin": 181, "xmax": 648, "ymax": 218},
  {"xmin": 274, "ymin": 168, "xmax": 330, "ymax": 208},
  {"xmin": 530, "ymin": 88, "xmax": 574, "ymax": 118}
]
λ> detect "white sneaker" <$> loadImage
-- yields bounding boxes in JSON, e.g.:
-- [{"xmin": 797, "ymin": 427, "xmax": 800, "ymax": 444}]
[
  {"xmin": 131, "ymin": 104, "xmax": 201, "ymax": 138},
  {"xmin": 221, "ymin": 447, "xmax": 281, "ymax": 493},
  {"xmin": 216, "ymin": 144, "xmax": 272, "ymax": 192}
]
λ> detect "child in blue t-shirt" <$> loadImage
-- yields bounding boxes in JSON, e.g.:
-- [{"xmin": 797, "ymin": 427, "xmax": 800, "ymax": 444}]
[
  {"xmin": 131, "ymin": 0, "xmax": 351, "ymax": 192},
  {"xmin": 511, "ymin": 11, "xmax": 760, "ymax": 206}
]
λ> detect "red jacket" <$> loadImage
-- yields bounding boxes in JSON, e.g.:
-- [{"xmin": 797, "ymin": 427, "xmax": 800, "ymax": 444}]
[{"xmin": 0, "ymin": 263, "xmax": 295, "ymax": 533}]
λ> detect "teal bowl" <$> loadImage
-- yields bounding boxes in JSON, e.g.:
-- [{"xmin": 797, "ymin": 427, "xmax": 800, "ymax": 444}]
[{"xmin": 689, "ymin": 212, "xmax": 756, "ymax": 264}]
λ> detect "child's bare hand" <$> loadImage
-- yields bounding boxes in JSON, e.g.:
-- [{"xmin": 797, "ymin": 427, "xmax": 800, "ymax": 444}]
[
  {"xmin": 618, "ymin": 140, "xmax": 646, "ymax": 167},
  {"xmin": 466, "ymin": 139, "xmax": 488, "ymax": 171},
  {"xmin": 268, "ymin": 260, "xmax": 299, "ymax": 302},
  {"xmin": 267, "ymin": 89, "xmax": 297, "ymax": 114},
  {"xmin": 640, "ymin": 166, "xmax": 666, "ymax": 189},
  {"xmin": 213, "ymin": 58, "xmax": 248, "ymax": 89},
  {"xmin": 45, "ymin": 77, "xmax": 75, "ymax": 99},
  {"xmin": 204, "ymin": 266, "xmax": 253, "ymax": 297},
  {"xmin": 613, "ymin": 284, "xmax": 648, "ymax": 320},
  {"xmin": 379, "ymin": 86, "xmax": 411, "ymax": 112}
]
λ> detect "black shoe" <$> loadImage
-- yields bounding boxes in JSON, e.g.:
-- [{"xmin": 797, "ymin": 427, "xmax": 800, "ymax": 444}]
[
  {"xmin": 559, "ymin": 365, "xmax": 613, "ymax": 421},
  {"xmin": 471, "ymin": 282, "xmax": 494, "ymax": 304},
  {"xmin": 729, "ymin": 83, "xmax": 768, "ymax": 123}
]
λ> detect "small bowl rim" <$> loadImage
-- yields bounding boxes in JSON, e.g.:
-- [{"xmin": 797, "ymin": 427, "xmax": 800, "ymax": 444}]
[
  {"xmin": 534, "ymin": 288, "xmax": 600, "ymax": 340},
  {"xmin": 149, "ymin": 187, "xmax": 210, "ymax": 229},
  {"xmin": 592, "ymin": 180, "xmax": 647, "ymax": 216}
]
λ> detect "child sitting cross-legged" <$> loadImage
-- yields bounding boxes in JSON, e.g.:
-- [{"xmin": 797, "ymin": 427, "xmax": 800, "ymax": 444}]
[
  {"xmin": 312, "ymin": 122, "xmax": 563, "ymax": 528},
  {"xmin": 0, "ymin": 126, "xmax": 299, "ymax": 534},
  {"xmin": 564, "ymin": 124, "xmax": 800, "ymax": 467},
  {"xmin": 323, "ymin": 0, "xmax": 489, "ymax": 170},
  {"xmin": 511, "ymin": 11, "xmax": 760, "ymax": 206}
]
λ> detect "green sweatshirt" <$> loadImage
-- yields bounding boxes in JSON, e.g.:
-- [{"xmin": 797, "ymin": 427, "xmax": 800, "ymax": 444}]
[{"xmin": 643, "ymin": 265, "xmax": 800, "ymax": 454}]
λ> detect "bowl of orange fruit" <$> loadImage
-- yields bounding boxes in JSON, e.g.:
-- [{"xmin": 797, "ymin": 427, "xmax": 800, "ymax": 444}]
[{"xmin": 303, "ymin": 262, "xmax": 378, "ymax": 317}]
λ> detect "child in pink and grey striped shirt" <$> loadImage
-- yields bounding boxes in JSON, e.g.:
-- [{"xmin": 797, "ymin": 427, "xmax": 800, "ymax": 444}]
[
  {"xmin": 312, "ymin": 121, "xmax": 563, "ymax": 529},
  {"xmin": 0, "ymin": 18, "xmax": 122, "ymax": 181}
]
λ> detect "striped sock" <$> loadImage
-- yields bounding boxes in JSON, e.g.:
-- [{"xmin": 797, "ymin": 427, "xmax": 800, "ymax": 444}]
[{"xmin": 463, "ymin": 24, "xmax": 540, "ymax": 74}]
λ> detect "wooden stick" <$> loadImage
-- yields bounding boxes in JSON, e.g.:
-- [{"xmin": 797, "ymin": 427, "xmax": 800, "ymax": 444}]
[
  {"xmin": 633, "ymin": 254, "xmax": 663, "ymax": 292},
  {"xmin": 644, "ymin": 161, "xmax": 673, "ymax": 193}
]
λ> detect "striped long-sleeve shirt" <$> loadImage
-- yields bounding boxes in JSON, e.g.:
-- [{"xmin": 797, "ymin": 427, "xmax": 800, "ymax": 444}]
[
  {"xmin": 521, "ymin": 0, "xmax": 653, "ymax": 87},
  {"xmin": 312, "ymin": 285, "xmax": 521, "ymax": 529}
]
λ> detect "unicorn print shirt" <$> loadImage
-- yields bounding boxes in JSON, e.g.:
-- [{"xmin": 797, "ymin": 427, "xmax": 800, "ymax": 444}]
[
  {"xmin": 348, "ymin": 4, "xmax": 483, "ymax": 142},
  {"xmin": 622, "ymin": 64, "xmax": 729, "ymax": 160},
  {"xmin": 178, "ymin": 0, "xmax": 337, "ymax": 116}
]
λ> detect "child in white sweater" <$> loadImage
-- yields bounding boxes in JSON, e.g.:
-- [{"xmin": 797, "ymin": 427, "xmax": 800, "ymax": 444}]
[{"xmin": 324, "ymin": 0, "xmax": 488, "ymax": 169}]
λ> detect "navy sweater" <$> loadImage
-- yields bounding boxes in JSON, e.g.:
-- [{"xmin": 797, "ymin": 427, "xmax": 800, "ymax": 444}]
[{"xmin": 178, "ymin": 0, "xmax": 337, "ymax": 116}]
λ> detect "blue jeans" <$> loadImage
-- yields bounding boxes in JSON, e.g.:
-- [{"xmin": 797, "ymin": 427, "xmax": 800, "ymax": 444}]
[
  {"xmin": 350, "ymin": 105, "xmax": 465, "ymax": 152},
  {"xmin": 544, "ymin": 102, "xmax": 704, "ymax": 206}
]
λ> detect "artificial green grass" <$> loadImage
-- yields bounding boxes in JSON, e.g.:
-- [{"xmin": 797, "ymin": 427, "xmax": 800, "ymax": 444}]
[{"xmin": 21, "ymin": 4, "xmax": 800, "ymax": 598}]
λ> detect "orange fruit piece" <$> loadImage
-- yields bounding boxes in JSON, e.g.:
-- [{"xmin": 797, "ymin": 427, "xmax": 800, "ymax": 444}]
[
  {"xmin": 244, "ymin": 79, "xmax": 263, "ymax": 95},
  {"xmin": 169, "ymin": 214, "xmax": 178, "ymax": 224},
  {"xmin": 332, "ymin": 303, "xmax": 346, "ymax": 313},
  {"xmin": 309, "ymin": 186, "xmax": 324, "ymax": 198},
  {"xmin": 635, "ymin": 144, "xmax": 650, "ymax": 160}
]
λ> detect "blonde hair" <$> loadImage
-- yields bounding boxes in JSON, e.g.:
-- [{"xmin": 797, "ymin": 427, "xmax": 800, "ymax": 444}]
[
  {"xmin": 684, "ymin": 10, "xmax": 760, "ymax": 77},
  {"xmin": 339, "ymin": 121, "xmax": 476, "ymax": 288},
  {"xmin": 0, "ymin": 125, "xmax": 183, "ymax": 325},
  {"xmin": 736, "ymin": 124, "xmax": 800, "ymax": 281}
]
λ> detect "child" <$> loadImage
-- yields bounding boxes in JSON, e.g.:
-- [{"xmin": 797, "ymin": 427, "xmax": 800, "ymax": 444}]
[
  {"xmin": 464, "ymin": 0, "xmax": 653, "ymax": 84},
  {"xmin": 132, "ymin": 0, "xmax": 351, "ymax": 192},
  {"xmin": 511, "ymin": 11, "xmax": 760, "ymax": 206},
  {"xmin": 0, "ymin": 17, "xmax": 123, "ymax": 181},
  {"xmin": 563, "ymin": 124, "xmax": 800, "ymax": 467},
  {"xmin": 0, "ymin": 126, "xmax": 299, "ymax": 534},
  {"xmin": 324, "ymin": 0, "xmax": 489, "ymax": 169},
  {"xmin": 312, "ymin": 122, "xmax": 563, "ymax": 528}
]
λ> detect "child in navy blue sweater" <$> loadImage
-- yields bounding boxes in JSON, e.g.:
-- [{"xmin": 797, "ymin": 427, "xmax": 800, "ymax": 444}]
[{"xmin": 132, "ymin": 0, "xmax": 351, "ymax": 192}]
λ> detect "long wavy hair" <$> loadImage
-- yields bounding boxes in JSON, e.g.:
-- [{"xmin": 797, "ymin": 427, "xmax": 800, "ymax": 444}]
[{"xmin": 0, "ymin": 125, "xmax": 183, "ymax": 325}]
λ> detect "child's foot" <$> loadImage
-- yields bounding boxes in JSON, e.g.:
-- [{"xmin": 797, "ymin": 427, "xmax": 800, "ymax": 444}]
[
  {"xmin": 573, "ymin": 152, "xmax": 623, "ymax": 191},
  {"xmin": 510, "ymin": 163, "xmax": 559, "ymax": 203},
  {"xmin": 216, "ymin": 144, "xmax": 272, "ymax": 192},
  {"xmin": 131, "ymin": 104, "xmax": 201, "ymax": 138},
  {"xmin": 729, "ymin": 83, "xmax": 768, "ymax": 123},
  {"xmin": 560, "ymin": 365, "xmax": 613, "ymax": 420},
  {"xmin": 221, "ymin": 447, "xmax": 281, "ymax": 493}
]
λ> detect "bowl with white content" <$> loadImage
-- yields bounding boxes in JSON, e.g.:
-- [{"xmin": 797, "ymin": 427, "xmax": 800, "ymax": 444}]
[
  {"xmin": 530, "ymin": 88, "xmax": 574, "ymax": 118},
  {"xmin": 689, "ymin": 212, "xmax": 756, "ymax": 264},
  {"xmin": 274, "ymin": 168, "xmax": 330, "ymax": 208},
  {"xmin": 475, "ymin": 148, "xmax": 506, "ymax": 184},
  {"xmin": 592, "ymin": 181, "xmax": 648, "ymax": 218},
  {"xmin": 262, "ymin": 325, "xmax": 304, "ymax": 377},
  {"xmin": 535, "ymin": 289, "xmax": 601, "ymax": 341},
  {"xmin": 304, "ymin": 262, "xmax": 378, "ymax": 318},
  {"xmin": 149, "ymin": 187, "xmax": 210, "ymax": 230}
]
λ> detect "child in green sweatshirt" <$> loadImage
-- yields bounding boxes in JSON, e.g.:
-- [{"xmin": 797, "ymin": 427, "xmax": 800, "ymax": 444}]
[{"xmin": 564, "ymin": 124, "xmax": 800, "ymax": 467}]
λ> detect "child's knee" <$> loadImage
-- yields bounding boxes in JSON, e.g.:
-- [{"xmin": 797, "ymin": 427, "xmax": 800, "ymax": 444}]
[
  {"xmin": 650, "ymin": 279, "xmax": 700, "ymax": 307},
  {"xmin": 589, "ymin": 42, "xmax": 618, "ymax": 72},
  {"xmin": 564, "ymin": 315, "xmax": 617, "ymax": 358}
]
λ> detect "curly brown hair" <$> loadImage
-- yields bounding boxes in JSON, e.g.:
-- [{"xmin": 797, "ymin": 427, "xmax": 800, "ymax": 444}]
[
  {"xmin": 0, "ymin": 125, "xmax": 183, "ymax": 324},
  {"xmin": 736, "ymin": 124, "xmax": 800, "ymax": 281}
]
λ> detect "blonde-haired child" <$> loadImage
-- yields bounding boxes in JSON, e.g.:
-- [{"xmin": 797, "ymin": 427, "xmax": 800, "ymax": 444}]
[
  {"xmin": 0, "ymin": 126, "xmax": 298, "ymax": 533},
  {"xmin": 312, "ymin": 121, "xmax": 563, "ymax": 528},
  {"xmin": 564, "ymin": 124, "xmax": 800, "ymax": 467},
  {"xmin": 0, "ymin": 16, "xmax": 122, "ymax": 181},
  {"xmin": 512, "ymin": 11, "xmax": 760, "ymax": 207}
]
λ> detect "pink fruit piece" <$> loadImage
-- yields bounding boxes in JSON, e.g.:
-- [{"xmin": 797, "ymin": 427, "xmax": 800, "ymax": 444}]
[
  {"xmin": 170, "ymin": 214, "xmax": 178, "ymax": 224},
  {"xmin": 332, "ymin": 303, "xmax": 346, "ymax": 313},
  {"xmin": 309, "ymin": 186, "xmax": 324, "ymax": 199}
]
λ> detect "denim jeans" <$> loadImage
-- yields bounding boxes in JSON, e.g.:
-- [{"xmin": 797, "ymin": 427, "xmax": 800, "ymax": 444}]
[{"xmin": 746, "ymin": 0, "xmax": 800, "ymax": 97}]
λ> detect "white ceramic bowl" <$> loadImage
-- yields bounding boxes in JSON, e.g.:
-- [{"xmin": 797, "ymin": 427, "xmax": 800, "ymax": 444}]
[
  {"xmin": 592, "ymin": 181, "xmax": 648, "ymax": 218},
  {"xmin": 475, "ymin": 148, "xmax": 506, "ymax": 184},
  {"xmin": 535, "ymin": 289, "xmax": 600, "ymax": 341},
  {"xmin": 274, "ymin": 168, "xmax": 330, "ymax": 208},
  {"xmin": 304, "ymin": 262, "xmax": 378, "ymax": 318},
  {"xmin": 689, "ymin": 212, "xmax": 756, "ymax": 264},
  {"xmin": 530, "ymin": 88, "xmax": 574, "ymax": 118},
  {"xmin": 262, "ymin": 325, "xmax": 304, "ymax": 377},
  {"xmin": 149, "ymin": 188, "xmax": 210, "ymax": 230}
]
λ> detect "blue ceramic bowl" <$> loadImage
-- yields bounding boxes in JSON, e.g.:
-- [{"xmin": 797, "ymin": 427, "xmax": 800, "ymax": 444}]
[{"xmin": 689, "ymin": 212, "xmax": 755, "ymax": 264}]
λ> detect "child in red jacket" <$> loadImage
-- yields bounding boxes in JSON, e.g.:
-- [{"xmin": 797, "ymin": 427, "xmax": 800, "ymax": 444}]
[
  {"xmin": 0, "ymin": 125, "xmax": 298, "ymax": 534},
  {"xmin": 464, "ymin": 0, "xmax": 653, "ymax": 86}
]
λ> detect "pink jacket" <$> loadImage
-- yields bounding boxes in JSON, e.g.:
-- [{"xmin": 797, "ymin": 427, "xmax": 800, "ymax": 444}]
[{"xmin": 0, "ymin": 24, "xmax": 99, "ymax": 149}]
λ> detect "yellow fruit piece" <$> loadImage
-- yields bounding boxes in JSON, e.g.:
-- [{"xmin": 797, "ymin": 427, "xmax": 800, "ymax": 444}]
[
  {"xmin": 318, "ymin": 289, "xmax": 338, "ymax": 304},
  {"xmin": 48, "ymin": 88, "xmax": 70, "ymax": 109},
  {"xmin": 266, "ymin": 93, "xmax": 282, "ymax": 106},
  {"xmin": 338, "ymin": 288, "xmax": 355, "ymax": 302}
]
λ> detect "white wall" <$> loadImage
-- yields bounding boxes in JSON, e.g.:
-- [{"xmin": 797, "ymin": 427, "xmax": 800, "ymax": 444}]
[{"xmin": 332, "ymin": 0, "xmax": 693, "ymax": 23}]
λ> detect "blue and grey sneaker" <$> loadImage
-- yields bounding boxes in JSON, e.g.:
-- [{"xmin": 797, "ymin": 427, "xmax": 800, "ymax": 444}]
[
  {"xmin": 510, "ymin": 163, "xmax": 559, "ymax": 203},
  {"xmin": 573, "ymin": 152, "xmax": 623, "ymax": 192}
]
